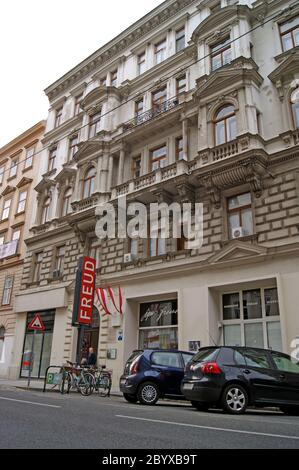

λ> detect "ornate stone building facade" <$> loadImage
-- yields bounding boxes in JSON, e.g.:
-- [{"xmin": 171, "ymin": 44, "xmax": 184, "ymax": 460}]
[
  {"xmin": 11, "ymin": 0, "xmax": 299, "ymax": 386},
  {"xmin": 0, "ymin": 121, "xmax": 45, "ymax": 378}
]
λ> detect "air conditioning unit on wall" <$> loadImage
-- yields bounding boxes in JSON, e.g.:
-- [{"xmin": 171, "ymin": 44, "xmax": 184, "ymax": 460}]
[{"xmin": 232, "ymin": 227, "xmax": 245, "ymax": 239}]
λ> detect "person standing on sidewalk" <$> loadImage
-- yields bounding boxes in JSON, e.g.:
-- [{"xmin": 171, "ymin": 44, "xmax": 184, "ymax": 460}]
[{"xmin": 87, "ymin": 347, "xmax": 97, "ymax": 366}]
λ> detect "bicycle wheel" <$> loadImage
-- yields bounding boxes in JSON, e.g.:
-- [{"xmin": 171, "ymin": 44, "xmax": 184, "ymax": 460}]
[
  {"xmin": 60, "ymin": 371, "xmax": 72, "ymax": 394},
  {"xmin": 78, "ymin": 372, "xmax": 95, "ymax": 396},
  {"xmin": 97, "ymin": 374, "xmax": 111, "ymax": 397}
]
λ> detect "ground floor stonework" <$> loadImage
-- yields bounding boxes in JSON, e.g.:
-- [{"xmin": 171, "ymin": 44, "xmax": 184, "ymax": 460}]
[{"xmin": 9, "ymin": 252, "xmax": 299, "ymax": 390}]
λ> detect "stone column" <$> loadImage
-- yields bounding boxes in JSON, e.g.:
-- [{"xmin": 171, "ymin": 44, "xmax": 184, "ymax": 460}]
[
  {"xmin": 107, "ymin": 155, "xmax": 114, "ymax": 192},
  {"xmin": 182, "ymin": 118, "xmax": 189, "ymax": 161},
  {"xmin": 117, "ymin": 146, "xmax": 125, "ymax": 185},
  {"xmin": 100, "ymin": 153, "xmax": 109, "ymax": 192}
]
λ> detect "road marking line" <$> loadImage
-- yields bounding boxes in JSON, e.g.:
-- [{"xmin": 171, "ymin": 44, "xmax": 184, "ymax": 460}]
[
  {"xmin": 116, "ymin": 415, "xmax": 299, "ymax": 440},
  {"xmin": 0, "ymin": 396, "xmax": 61, "ymax": 408}
]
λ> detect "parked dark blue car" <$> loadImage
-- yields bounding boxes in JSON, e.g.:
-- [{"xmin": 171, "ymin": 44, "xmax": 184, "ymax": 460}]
[{"xmin": 119, "ymin": 349, "xmax": 194, "ymax": 405}]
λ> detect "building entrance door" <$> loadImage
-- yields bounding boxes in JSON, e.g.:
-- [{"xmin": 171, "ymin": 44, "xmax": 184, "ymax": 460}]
[{"xmin": 77, "ymin": 306, "xmax": 100, "ymax": 363}]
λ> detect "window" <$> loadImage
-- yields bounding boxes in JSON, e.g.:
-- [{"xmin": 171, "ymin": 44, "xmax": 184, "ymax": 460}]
[
  {"xmin": 2, "ymin": 199, "xmax": 11, "ymax": 220},
  {"xmin": 12, "ymin": 229, "xmax": 20, "ymax": 241},
  {"xmin": 291, "ymin": 88, "xmax": 299, "ymax": 129},
  {"xmin": 137, "ymin": 52, "xmax": 146, "ymax": 75},
  {"xmin": 152, "ymin": 87, "xmax": 167, "ymax": 109},
  {"xmin": 89, "ymin": 111, "xmax": 101, "ymax": 138},
  {"xmin": 41, "ymin": 197, "xmax": 51, "ymax": 224},
  {"xmin": 271, "ymin": 352, "xmax": 299, "ymax": 374},
  {"xmin": 83, "ymin": 167, "xmax": 96, "ymax": 199},
  {"xmin": 152, "ymin": 351, "xmax": 181, "ymax": 368},
  {"xmin": 176, "ymin": 28, "xmax": 185, "ymax": 53},
  {"xmin": 154, "ymin": 39, "xmax": 167, "ymax": 64},
  {"xmin": 227, "ymin": 192, "xmax": 253, "ymax": 238},
  {"xmin": 139, "ymin": 300, "xmax": 178, "ymax": 349},
  {"xmin": 48, "ymin": 147, "xmax": 57, "ymax": 172},
  {"xmin": 17, "ymin": 190, "xmax": 27, "ymax": 213},
  {"xmin": 150, "ymin": 144, "xmax": 167, "ymax": 171},
  {"xmin": 211, "ymin": 37, "xmax": 231, "ymax": 71},
  {"xmin": 175, "ymin": 136, "xmax": 184, "ymax": 160},
  {"xmin": 111, "ymin": 70, "xmax": 118, "ymax": 87},
  {"xmin": 55, "ymin": 107, "xmax": 63, "ymax": 127},
  {"xmin": 0, "ymin": 165, "xmax": 4, "ymax": 185},
  {"xmin": 279, "ymin": 16, "xmax": 299, "ymax": 52},
  {"xmin": 61, "ymin": 187, "xmax": 72, "ymax": 216},
  {"xmin": 2, "ymin": 276, "xmax": 14, "ymax": 305},
  {"xmin": 129, "ymin": 238, "xmax": 139, "ymax": 260},
  {"xmin": 176, "ymin": 222, "xmax": 187, "ymax": 251},
  {"xmin": 9, "ymin": 158, "xmax": 18, "ymax": 178},
  {"xmin": 222, "ymin": 287, "xmax": 282, "ymax": 351},
  {"xmin": 74, "ymin": 94, "xmax": 83, "ymax": 115},
  {"xmin": 135, "ymin": 99, "xmax": 144, "ymax": 116},
  {"xmin": 24, "ymin": 147, "xmax": 34, "ymax": 169},
  {"xmin": 33, "ymin": 252, "xmax": 43, "ymax": 282},
  {"xmin": 0, "ymin": 235, "xmax": 5, "ymax": 245},
  {"xmin": 176, "ymin": 75, "xmax": 186, "ymax": 95},
  {"xmin": 132, "ymin": 156, "xmax": 141, "ymax": 178},
  {"xmin": 214, "ymin": 105, "xmax": 237, "ymax": 145},
  {"xmin": 0, "ymin": 327, "xmax": 5, "ymax": 361},
  {"xmin": 68, "ymin": 135, "xmax": 78, "ymax": 160},
  {"xmin": 55, "ymin": 246, "xmax": 65, "ymax": 275},
  {"xmin": 242, "ymin": 349, "xmax": 271, "ymax": 369},
  {"xmin": 149, "ymin": 219, "xmax": 166, "ymax": 257}
]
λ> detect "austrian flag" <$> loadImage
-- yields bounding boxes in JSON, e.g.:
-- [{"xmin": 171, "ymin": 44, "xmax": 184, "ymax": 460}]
[{"xmin": 96, "ymin": 286, "xmax": 124, "ymax": 316}]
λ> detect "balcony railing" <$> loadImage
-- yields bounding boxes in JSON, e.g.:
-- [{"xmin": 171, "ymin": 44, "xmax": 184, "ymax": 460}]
[{"xmin": 123, "ymin": 97, "xmax": 179, "ymax": 132}]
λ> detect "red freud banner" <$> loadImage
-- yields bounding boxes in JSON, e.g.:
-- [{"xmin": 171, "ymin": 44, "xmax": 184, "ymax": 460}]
[
  {"xmin": 72, "ymin": 256, "xmax": 96, "ymax": 326},
  {"xmin": 96, "ymin": 287, "xmax": 124, "ymax": 316}
]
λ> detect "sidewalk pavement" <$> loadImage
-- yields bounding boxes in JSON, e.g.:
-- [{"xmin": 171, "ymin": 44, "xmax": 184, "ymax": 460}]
[{"xmin": 0, "ymin": 378, "xmax": 122, "ymax": 396}]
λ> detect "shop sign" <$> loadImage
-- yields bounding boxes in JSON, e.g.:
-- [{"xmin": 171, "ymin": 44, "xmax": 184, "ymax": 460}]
[
  {"xmin": 139, "ymin": 300, "xmax": 178, "ymax": 328},
  {"xmin": 72, "ymin": 257, "xmax": 96, "ymax": 326}
]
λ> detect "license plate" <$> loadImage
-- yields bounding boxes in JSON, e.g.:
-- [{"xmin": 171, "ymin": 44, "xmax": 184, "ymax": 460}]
[{"xmin": 183, "ymin": 383, "xmax": 194, "ymax": 390}]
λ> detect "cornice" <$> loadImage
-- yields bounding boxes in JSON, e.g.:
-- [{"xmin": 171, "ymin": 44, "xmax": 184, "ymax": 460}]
[
  {"xmin": 44, "ymin": 0, "xmax": 198, "ymax": 101},
  {"xmin": 42, "ymin": 113, "xmax": 83, "ymax": 144}
]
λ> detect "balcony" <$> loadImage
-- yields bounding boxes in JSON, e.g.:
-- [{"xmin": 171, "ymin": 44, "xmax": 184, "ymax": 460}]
[
  {"xmin": 111, "ymin": 159, "xmax": 190, "ymax": 199},
  {"xmin": 71, "ymin": 194, "xmax": 101, "ymax": 213},
  {"xmin": 198, "ymin": 134, "xmax": 266, "ymax": 165},
  {"xmin": 122, "ymin": 97, "xmax": 179, "ymax": 132}
]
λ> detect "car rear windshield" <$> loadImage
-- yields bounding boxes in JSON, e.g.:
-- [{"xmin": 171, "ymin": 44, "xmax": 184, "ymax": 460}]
[
  {"xmin": 126, "ymin": 350, "xmax": 143, "ymax": 365},
  {"xmin": 191, "ymin": 348, "xmax": 220, "ymax": 363}
]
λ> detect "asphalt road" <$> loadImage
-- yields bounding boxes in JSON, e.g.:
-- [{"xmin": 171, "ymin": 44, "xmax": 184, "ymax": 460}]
[{"xmin": 0, "ymin": 386, "xmax": 299, "ymax": 449}]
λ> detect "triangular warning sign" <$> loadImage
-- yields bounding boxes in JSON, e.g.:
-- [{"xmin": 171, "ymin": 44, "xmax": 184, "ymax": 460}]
[{"xmin": 28, "ymin": 314, "xmax": 45, "ymax": 331}]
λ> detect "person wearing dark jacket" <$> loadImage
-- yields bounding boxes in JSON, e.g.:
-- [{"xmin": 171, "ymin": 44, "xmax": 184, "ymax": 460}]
[{"xmin": 87, "ymin": 347, "xmax": 97, "ymax": 366}]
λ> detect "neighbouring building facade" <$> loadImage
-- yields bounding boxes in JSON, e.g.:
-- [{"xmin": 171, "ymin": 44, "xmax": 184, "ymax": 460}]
[
  {"xmin": 0, "ymin": 121, "xmax": 45, "ymax": 378},
  {"xmin": 10, "ymin": 0, "xmax": 299, "ymax": 387}
]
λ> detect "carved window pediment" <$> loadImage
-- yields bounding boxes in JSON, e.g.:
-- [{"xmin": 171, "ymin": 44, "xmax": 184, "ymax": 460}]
[
  {"xmin": 268, "ymin": 50, "xmax": 299, "ymax": 93},
  {"xmin": 80, "ymin": 86, "xmax": 122, "ymax": 113}
]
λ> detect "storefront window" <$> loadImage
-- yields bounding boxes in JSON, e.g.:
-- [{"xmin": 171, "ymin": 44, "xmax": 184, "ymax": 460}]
[
  {"xmin": 20, "ymin": 310, "xmax": 55, "ymax": 379},
  {"xmin": 139, "ymin": 300, "xmax": 178, "ymax": 349},
  {"xmin": 222, "ymin": 287, "xmax": 282, "ymax": 351}
]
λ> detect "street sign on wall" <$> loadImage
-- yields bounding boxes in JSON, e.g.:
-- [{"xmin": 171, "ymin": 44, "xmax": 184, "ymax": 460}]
[
  {"xmin": 28, "ymin": 314, "xmax": 45, "ymax": 331},
  {"xmin": 72, "ymin": 256, "xmax": 96, "ymax": 326}
]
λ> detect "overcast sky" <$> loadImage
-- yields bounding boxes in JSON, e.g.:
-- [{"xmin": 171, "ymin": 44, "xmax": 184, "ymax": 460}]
[{"xmin": 0, "ymin": 0, "xmax": 163, "ymax": 147}]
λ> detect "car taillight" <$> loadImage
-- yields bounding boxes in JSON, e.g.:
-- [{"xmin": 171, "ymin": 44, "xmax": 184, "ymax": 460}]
[
  {"xmin": 201, "ymin": 362, "xmax": 221, "ymax": 375},
  {"xmin": 130, "ymin": 360, "xmax": 139, "ymax": 375}
]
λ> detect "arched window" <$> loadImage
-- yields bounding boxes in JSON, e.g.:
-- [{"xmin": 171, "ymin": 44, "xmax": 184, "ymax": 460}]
[
  {"xmin": 214, "ymin": 105, "xmax": 237, "ymax": 146},
  {"xmin": 61, "ymin": 187, "xmax": 72, "ymax": 217},
  {"xmin": 83, "ymin": 167, "xmax": 96, "ymax": 199},
  {"xmin": 291, "ymin": 88, "xmax": 299, "ymax": 129},
  {"xmin": 0, "ymin": 326, "xmax": 5, "ymax": 360},
  {"xmin": 41, "ymin": 197, "xmax": 51, "ymax": 224}
]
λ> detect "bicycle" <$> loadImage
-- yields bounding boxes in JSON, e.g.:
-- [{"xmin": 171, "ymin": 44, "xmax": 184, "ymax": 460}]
[
  {"xmin": 60, "ymin": 361, "xmax": 94, "ymax": 396},
  {"xmin": 89, "ymin": 365, "xmax": 112, "ymax": 397}
]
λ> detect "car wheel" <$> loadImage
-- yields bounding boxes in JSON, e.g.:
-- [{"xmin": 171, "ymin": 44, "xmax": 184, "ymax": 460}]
[
  {"xmin": 191, "ymin": 401, "xmax": 210, "ymax": 411},
  {"xmin": 123, "ymin": 393, "xmax": 138, "ymax": 403},
  {"xmin": 280, "ymin": 406, "xmax": 299, "ymax": 416},
  {"xmin": 137, "ymin": 382, "xmax": 160, "ymax": 405},
  {"xmin": 222, "ymin": 384, "xmax": 248, "ymax": 414}
]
